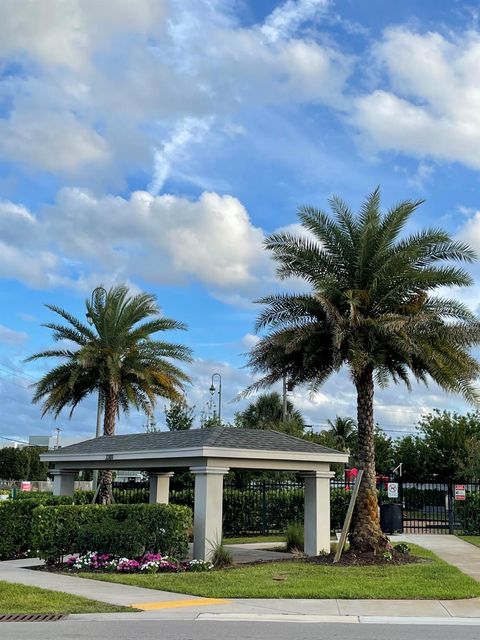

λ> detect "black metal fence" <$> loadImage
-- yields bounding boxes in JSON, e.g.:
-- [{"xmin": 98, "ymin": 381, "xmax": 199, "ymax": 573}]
[
  {"xmin": 110, "ymin": 477, "xmax": 480, "ymax": 537},
  {"xmin": 394, "ymin": 481, "xmax": 480, "ymax": 534}
]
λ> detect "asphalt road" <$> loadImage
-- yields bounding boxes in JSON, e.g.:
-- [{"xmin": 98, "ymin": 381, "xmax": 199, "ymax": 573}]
[{"xmin": 2, "ymin": 620, "xmax": 480, "ymax": 640}]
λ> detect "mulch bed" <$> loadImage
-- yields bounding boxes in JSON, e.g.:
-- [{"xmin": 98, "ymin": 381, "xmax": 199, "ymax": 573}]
[{"xmin": 234, "ymin": 550, "xmax": 424, "ymax": 568}]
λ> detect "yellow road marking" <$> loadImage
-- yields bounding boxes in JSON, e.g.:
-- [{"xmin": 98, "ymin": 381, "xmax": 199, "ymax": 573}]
[{"xmin": 131, "ymin": 598, "xmax": 231, "ymax": 611}]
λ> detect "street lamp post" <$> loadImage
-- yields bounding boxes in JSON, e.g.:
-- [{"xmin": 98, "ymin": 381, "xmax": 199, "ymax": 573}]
[
  {"xmin": 209, "ymin": 373, "xmax": 222, "ymax": 423},
  {"xmin": 86, "ymin": 287, "xmax": 107, "ymax": 490}
]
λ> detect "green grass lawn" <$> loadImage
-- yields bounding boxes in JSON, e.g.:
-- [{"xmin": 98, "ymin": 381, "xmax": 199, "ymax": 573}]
[
  {"xmin": 223, "ymin": 535, "xmax": 285, "ymax": 545},
  {"xmin": 79, "ymin": 545, "xmax": 480, "ymax": 600},
  {"xmin": 0, "ymin": 581, "xmax": 130, "ymax": 614},
  {"xmin": 459, "ymin": 536, "xmax": 480, "ymax": 548}
]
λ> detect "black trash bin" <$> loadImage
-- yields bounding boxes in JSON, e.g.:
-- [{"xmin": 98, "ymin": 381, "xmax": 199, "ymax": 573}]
[{"xmin": 380, "ymin": 503, "xmax": 403, "ymax": 534}]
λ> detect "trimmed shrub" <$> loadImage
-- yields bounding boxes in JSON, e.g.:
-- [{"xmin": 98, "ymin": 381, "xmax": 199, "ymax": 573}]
[
  {"xmin": 76, "ymin": 522, "xmax": 147, "ymax": 558},
  {"xmin": 0, "ymin": 496, "xmax": 74, "ymax": 560},
  {"xmin": 32, "ymin": 503, "xmax": 192, "ymax": 564},
  {"xmin": 15, "ymin": 491, "xmax": 74, "ymax": 504},
  {"xmin": 456, "ymin": 492, "xmax": 480, "ymax": 535},
  {"xmin": 73, "ymin": 488, "xmax": 149, "ymax": 505}
]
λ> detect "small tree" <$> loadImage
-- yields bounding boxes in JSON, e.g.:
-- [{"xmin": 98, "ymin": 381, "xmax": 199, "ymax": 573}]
[
  {"xmin": 235, "ymin": 392, "xmax": 305, "ymax": 436},
  {"xmin": 165, "ymin": 398, "xmax": 195, "ymax": 431}
]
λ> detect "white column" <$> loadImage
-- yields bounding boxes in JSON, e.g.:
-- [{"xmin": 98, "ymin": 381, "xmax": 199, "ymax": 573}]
[
  {"xmin": 190, "ymin": 465, "xmax": 229, "ymax": 561},
  {"xmin": 303, "ymin": 470, "xmax": 335, "ymax": 556},
  {"xmin": 149, "ymin": 472, "xmax": 174, "ymax": 504},
  {"xmin": 51, "ymin": 470, "xmax": 76, "ymax": 497}
]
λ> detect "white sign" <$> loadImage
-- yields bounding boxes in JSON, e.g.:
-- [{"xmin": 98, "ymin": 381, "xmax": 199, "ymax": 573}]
[
  {"xmin": 387, "ymin": 482, "xmax": 399, "ymax": 499},
  {"xmin": 455, "ymin": 485, "xmax": 466, "ymax": 501}
]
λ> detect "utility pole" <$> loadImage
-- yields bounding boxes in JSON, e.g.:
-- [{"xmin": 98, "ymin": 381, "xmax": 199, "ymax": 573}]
[
  {"xmin": 91, "ymin": 392, "xmax": 103, "ymax": 489},
  {"xmin": 282, "ymin": 374, "xmax": 287, "ymax": 422}
]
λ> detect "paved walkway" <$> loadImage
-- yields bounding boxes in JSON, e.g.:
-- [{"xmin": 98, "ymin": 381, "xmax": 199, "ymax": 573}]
[{"xmin": 1, "ymin": 535, "xmax": 480, "ymax": 622}]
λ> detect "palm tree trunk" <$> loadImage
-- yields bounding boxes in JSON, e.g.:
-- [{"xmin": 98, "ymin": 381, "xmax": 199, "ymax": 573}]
[
  {"xmin": 349, "ymin": 366, "xmax": 389, "ymax": 553},
  {"xmin": 99, "ymin": 386, "xmax": 117, "ymax": 505}
]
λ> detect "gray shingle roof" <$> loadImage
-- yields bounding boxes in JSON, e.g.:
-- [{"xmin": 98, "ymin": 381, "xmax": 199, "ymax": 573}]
[{"xmin": 52, "ymin": 427, "xmax": 342, "ymax": 456}]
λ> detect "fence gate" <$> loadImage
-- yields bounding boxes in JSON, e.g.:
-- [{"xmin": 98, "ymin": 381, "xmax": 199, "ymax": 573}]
[
  {"xmin": 394, "ymin": 481, "xmax": 479, "ymax": 534},
  {"xmin": 400, "ymin": 482, "xmax": 452, "ymax": 533}
]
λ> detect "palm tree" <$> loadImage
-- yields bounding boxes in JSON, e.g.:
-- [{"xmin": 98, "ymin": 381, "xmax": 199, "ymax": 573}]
[
  {"xmin": 236, "ymin": 391, "xmax": 305, "ymax": 435},
  {"xmin": 326, "ymin": 416, "xmax": 357, "ymax": 451},
  {"xmin": 27, "ymin": 284, "xmax": 192, "ymax": 502},
  {"xmin": 246, "ymin": 188, "xmax": 480, "ymax": 552}
]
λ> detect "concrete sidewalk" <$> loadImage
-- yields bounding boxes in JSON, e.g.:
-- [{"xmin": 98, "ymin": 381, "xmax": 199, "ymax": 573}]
[{"xmin": 2, "ymin": 535, "xmax": 480, "ymax": 622}]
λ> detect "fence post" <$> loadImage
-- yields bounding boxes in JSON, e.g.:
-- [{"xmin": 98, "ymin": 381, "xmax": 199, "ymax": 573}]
[
  {"xmin": 261, "ymin": 480, "xmax": 268, "ymax": 535},
  {"xmin": 447, "ymin": 483, "xmax": 454, "ymax": 534}
]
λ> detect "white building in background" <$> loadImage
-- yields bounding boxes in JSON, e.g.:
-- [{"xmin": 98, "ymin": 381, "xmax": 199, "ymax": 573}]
[{"xmin": 28, "ymin": 435, "xmax": 144, "ymax": 482}]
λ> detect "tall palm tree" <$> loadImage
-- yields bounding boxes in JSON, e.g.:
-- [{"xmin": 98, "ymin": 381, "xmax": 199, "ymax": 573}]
[
  {"xmin": 27, "ymin": 284, "xmax": 192, "ymax": 502},
  {"xmin": 246, "ymin": 188, "xmax": 480, "ymax": 552},
  {"xmin": 326, "ymin": 416, "xmax": 357, "ymax": 451}
]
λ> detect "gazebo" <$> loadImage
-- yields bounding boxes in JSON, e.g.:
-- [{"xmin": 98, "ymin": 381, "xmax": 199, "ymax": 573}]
[{"xmin": 41, "ymin": 428, "xmax": 348, "ymax": 560}]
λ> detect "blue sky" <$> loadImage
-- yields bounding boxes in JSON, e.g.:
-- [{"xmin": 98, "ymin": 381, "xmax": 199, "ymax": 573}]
[{"xmin": 2, "ymin": 0, "xmax": 480, "ymax": 444}]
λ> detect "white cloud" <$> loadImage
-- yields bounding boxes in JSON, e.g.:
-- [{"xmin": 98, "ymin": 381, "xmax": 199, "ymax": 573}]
[
  {"xmin": 353, "ymin": 27, "xmax": 480, "ymax": 169},
  {"xmin": 241, "ymin": 333, "xmax": 260, "ymax": 349},
  {"xmin": 407, "ymin": 162, "xmax": 435, "ymax": 191},
  {"xmin": 0, "ymin": 0, "xmax": 351, "ymax": 186},
  {"xmin": 0, "ymin": 0, "xmax": 167, "ymax": 70},
  {"xmin": 148, "ymin": 117, "xmax": 213, "ymax": 195},
  {"xmin": 0, "ymin": 110, "xmax": 110, "ymax": 177},
  {"xmin": 0, "ymin": 188, "xmax": 274, "ymax": 296},
  {"xmin": 0, "ymin": 325, "xmax": 28, "ymax": 345},
  {"xmin": 261, "ymin": 0, "xmax": 331, "ymax": 43}
]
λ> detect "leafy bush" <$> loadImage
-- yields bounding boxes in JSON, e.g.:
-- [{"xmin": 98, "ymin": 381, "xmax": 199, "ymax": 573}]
[
  {"xmin": 15, "ymin": 491, "xmax": 73, "ymax": 504},
  {"xmin": 73, "ymin": 488, "xmax": 149, "ymax": 505},
  {"xmin": 456, "ymin": 492, "xmax": 480, "ymax": 534},
  {"xmin": 285, "ymin": 522, "xmax": 304, "ymax": 552},
  {"xmin": 76, "ymin": 521, "xmax": 148, "ymax": 558},
  {"xmin": 393, "ymin": 543, "xmax": 410, "ymax": 555},
  {"xmin": 0, "ymin": 496, "xmax": 74, "ymax": 560},
  {"xmin": 32, "ymin": 503, "xmax": 192, "ymax": 564},
  {"xmin": 330, "ymin": 488, "xmax": 350, "ymax": 531}
]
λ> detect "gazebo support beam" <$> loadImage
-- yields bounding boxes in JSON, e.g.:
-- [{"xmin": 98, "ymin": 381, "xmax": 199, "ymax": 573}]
[
  {"xmin": 149, "ymin": 472, "xmax": 174, "ymax": 504},
  {"xmin": 190, "ymin": 465, "xmax": 229, "ymax": 561},
  {"xmin": 303, "ymin": 470, "xmax": 335, "ymax": 556}
]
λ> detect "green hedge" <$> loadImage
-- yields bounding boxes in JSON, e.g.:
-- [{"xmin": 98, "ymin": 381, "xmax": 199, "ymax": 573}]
[
  {"xmin": 0, "ymin": 496, "xmax": 73, "ymax": 560},
  {"xmin": 456, "ymin": 492, "xmax": 480, "ymax": 534},
  {"xmin": 73, "ymin": 488, "xmax": 149, "ymax": 504},
  {"xmin": 170, "ymin": 486, "xmax": 349, "ymax": 535},
  {"xmin": 32, "ymin": 503, "xmax": 192, "ymax": 564}
]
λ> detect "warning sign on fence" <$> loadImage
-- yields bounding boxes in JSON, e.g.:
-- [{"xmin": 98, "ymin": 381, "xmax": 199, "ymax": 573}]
[
  {"xmin": 455, "ymin": 485, "xmax": 466, "ymax": 501},
  {"xmin": 387, "ymin": 482, "xmax": 399, "ymax": 499}
]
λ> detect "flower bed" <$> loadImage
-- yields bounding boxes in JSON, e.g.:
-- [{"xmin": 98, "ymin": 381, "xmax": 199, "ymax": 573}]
[{"xmin": 65, "ymin": 551, "xmax": 213, "ymax": 574}]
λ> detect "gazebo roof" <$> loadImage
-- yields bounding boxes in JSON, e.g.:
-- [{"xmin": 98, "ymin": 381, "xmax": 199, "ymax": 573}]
[
  {"xmin": 49, "ymin": 427, "xmax": 341, "ymax": 456},
  {"xmin": 42, "ymin": 427, "xmax": 348, "ymax": 471}
]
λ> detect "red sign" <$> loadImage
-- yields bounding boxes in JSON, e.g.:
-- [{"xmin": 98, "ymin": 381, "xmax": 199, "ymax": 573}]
[
  {"xmin": 455, "ymin": 485, "xmax": 466, "ymax": 501},
  {"xmin": 20, "ymin": 481, "xmax": 31, "ymax": 492}
]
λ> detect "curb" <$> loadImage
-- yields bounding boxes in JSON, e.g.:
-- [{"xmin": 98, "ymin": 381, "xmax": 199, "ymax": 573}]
[{"xmin": 61, "ymin": 611, "xmax": 480, "ymax": 625}]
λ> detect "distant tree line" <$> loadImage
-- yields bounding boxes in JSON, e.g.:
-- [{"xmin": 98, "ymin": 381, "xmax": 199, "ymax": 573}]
[{"xmin": 0, "ymin": 446, "xmax": 48, "ymax": 481}]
